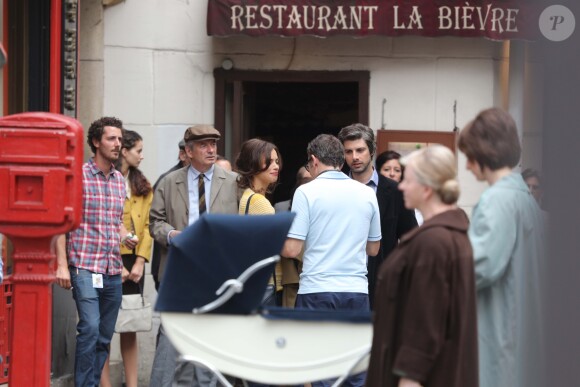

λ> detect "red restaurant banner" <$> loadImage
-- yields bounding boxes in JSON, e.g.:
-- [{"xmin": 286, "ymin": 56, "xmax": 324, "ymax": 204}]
[{"xmin": 207, "ymin": 0, "xmax": 542, "ymax": 40}]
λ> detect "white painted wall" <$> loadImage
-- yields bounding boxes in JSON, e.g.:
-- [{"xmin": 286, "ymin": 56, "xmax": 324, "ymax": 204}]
[
  {"xmin": 103, "ymin": 0, "xmax": 543, "ymax": 215},
  {"xmin": 104, "ymin": 0, "xmax": 216, "ymax": 184}
]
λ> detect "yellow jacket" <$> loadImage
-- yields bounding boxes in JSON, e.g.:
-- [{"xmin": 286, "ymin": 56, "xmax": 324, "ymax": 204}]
[{"xmin": 120, "ymin": 191, "xmax": 153, "ymax": 261}]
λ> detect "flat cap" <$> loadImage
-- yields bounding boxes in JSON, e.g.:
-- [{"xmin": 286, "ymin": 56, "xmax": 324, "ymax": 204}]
[
  {"xmin": 178, "ymin": 139, "xmax": 186, "ymax": 149},
  {"xmin": 184, "ymin": 125, "xmax": 221, "ymax": 142}
]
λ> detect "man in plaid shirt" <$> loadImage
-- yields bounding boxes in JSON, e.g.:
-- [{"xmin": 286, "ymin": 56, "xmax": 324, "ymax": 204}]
[{"xmin": 56, "ymin": 117, "xmax": 137, "ymax": 387}]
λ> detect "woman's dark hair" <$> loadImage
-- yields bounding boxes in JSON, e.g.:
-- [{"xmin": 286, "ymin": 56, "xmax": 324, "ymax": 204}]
[
  {"xmin": 458, "ymin": 107, "xmax": 521, "ymax": 171},
  {"xmin": 116, "ymin": 130, "xmax": 152, "ymax": 197},
  {"xmin": 87, "ymin": 116, "xmax": 123, "ymax": 154},
  {"xmin": 235, "ymin": 138, "xmax": 282, "ymax": 193},
  {"xmin": 375, "ymin": 150, "xmax": 404, "ymax": 175}
]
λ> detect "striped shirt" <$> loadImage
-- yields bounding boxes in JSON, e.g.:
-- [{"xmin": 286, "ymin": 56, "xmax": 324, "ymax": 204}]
[{"xmin": 67, "ymin": 158, "xmax": 126, "ymax": 275}]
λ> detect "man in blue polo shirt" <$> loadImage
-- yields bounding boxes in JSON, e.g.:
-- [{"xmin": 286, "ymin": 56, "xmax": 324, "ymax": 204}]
[{"xmin": 282, "ymin": 134, "xmax": 381, "ymax": 387}]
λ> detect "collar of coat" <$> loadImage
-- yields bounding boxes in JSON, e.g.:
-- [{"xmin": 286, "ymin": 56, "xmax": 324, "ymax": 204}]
[{"xmin": 399, "ymin": 208, "xmax": 469, "ymax": 244}]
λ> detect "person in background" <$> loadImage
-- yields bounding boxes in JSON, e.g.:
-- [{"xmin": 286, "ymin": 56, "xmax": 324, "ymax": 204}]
[
  {"xmin": 337, "ymin": 124, "xmax": 417, "ymax": 310},
  {"xmin": 274, "ymin": 166, "xmax": 313, "ymax": 307},
  {"xmin": 274, "ymin": 166, "xmax": 312, "ymax": 213},
  {"xmin": 154, "ymin": 140, "xmax": 190, "ymax": 190},
  {"xmin": 521, "ymin": 168, "xmax": 543, "ymax": 207},
  {"xmin": 55, "ymin": 117, "xmax": 137, "ymax": 387},
  {"xmin": 375, "ymin": 149, "xmax": 424, "ymax": 225},
  {"xmin": 101, "ymin": 130, "xmax": 153, "ymax": 387},
  {"xmin": 151, "ymin": 139, "xmax": 190, "ymax": 291},
  {"xmin": 216, "ymin": 154, "xmax": 233, "ymax": 172},
  {"xmin": 458, "ymin": 107, "xmax": 545, "ymax": 387},
  {"xmin": 366, "ymin": 145, "xmax": 478, "ymax": 387},
  {"xmin": 375, "ymin": 150, "xmax": 403, "ymax": 182}
]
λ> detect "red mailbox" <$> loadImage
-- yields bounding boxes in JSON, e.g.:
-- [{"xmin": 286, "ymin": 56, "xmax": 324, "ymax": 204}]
[{"xmin": 0, "ymin": 112, "xmax": 83, "ymax": 387}]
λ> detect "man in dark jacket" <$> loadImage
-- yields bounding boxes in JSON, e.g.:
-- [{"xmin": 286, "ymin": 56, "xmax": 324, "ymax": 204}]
[{"xmin": 338, "ymin": 124, "xmax": 417, "ymax": 309}]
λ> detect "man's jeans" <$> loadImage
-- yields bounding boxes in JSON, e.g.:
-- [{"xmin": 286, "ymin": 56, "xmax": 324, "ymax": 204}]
[
  {"xmin": 70, "ymin": 267, "xmax": 122, "ymax": 387},
  {"xmin": 296, "ymin": 292, "xmax": 369, "ymax": 387}
]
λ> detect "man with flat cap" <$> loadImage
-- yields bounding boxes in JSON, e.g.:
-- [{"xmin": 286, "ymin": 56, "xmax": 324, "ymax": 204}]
[{"xmin": 149, "ymin": 124, "xmax": 238, "ymax": 386}]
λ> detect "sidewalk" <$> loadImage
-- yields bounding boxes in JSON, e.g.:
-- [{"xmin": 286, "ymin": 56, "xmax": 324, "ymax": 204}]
[
  {"xmin": 47, "ymin": 307, "xmax": 160, "ymax": 387},
  {"xmin": 47, "ymin": 273, "xmax": 160, "ymax": 387}
]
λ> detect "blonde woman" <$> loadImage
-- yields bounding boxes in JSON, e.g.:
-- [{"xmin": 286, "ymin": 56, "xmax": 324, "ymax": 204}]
[
  {"xmin": 366, "ymin": 145, "xmax": 478, "ymax": 387},
  {"xmin": 101, "ymin": 130, "xmax": 153, "ymax": 387}
]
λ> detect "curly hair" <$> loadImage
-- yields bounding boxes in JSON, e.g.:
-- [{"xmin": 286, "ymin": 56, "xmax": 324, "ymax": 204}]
[
  {"xmin": 235, "ymin": 138, "xmax": 281, "ymax": 194},
  {"xmin": 116, "ymin": 130, "xmax": 152, "ymax": 197},
  {"xmin": 87, "ymin": 116, "xmax": 123, "ymax": 154}
]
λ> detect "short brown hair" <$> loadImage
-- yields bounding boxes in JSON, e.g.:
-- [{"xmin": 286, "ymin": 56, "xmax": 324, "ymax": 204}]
[
  {"xmin": 337, "ymin": 123, "xmax": 376, "ymax": 156},
  {"xmin": 458, "ymin": 107, "xmax": 521, "ymax": 170},
  {"xmin": 307, "ymin": 134, "xmax": 344, "ymax": 168}
]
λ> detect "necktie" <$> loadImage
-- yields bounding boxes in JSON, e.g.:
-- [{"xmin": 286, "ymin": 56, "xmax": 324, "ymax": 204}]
[{"xmin": 198, "ymin": 174, "xmax": 206, "ymax": 215}]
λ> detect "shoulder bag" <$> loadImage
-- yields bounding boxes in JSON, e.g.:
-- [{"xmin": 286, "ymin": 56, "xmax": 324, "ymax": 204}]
[{"xmin": 115, "ymin": 279, "xmax": 152, "ymax": 333}]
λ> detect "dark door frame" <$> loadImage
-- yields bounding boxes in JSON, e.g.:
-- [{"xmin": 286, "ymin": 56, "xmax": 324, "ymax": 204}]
[{"xmin": 213, "ymin": 69, "xmax": 370, "ymax": 158}]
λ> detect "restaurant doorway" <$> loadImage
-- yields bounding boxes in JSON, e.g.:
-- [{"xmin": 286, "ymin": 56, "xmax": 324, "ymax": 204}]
[{"xmin": 214, "ymin": 70, "xmax": 369, "ymax": 204}]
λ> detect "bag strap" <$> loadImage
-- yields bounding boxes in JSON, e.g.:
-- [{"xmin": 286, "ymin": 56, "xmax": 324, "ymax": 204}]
[
  {"xmin": 138, "ymin": 277, "xmax": 145, "ymax": 306},
  {"xmin": 244, "ymin": 193, "xmax": 256, "ymax": 215}
]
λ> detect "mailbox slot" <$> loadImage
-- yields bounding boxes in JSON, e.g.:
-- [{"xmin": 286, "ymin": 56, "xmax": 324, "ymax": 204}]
[{"xmin": 0, "ymin": 128, "xmax": 73, "ymax": 165}]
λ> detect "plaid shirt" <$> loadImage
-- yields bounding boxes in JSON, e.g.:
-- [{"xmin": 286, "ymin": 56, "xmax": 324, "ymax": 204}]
[{"xmin": 67, "ymin": 158, "xmax": 126, "ymax": 275}]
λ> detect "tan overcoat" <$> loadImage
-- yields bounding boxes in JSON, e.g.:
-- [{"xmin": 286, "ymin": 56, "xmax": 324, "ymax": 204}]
[{"xmin": 149, "ymin": 165, "xmax": 239, "ymax": 280}]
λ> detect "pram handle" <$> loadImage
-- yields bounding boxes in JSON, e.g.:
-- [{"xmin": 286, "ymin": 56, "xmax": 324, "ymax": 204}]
[{"xmin": 192, "ymin": 255, "xmax": 280, "ymax": 314}]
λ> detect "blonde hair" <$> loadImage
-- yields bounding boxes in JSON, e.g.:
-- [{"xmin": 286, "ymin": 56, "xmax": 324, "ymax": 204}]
[{"xmin": 401, "ymin": 145, "xmax": 460, "ymax": 205}]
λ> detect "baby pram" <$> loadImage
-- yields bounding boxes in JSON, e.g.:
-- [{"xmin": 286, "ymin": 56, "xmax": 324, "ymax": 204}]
[{"xmin": 156, "ymin": 213, "xmax": 373, "ymax": 386}]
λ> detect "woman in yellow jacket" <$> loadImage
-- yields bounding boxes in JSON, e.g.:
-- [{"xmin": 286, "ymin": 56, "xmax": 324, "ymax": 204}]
[
  {"xmin": 236, "ymin": 139, "xmax": 283, "ymax": 306},
  {"xmin": 101, "ymin": 130, "xmax": 153, "ymax": 387}
]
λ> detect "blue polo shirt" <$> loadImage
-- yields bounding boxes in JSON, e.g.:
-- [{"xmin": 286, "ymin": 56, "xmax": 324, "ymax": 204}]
[{"xmin": 288, "ymin": 170, "xmax": 381, "ymax": 294}]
